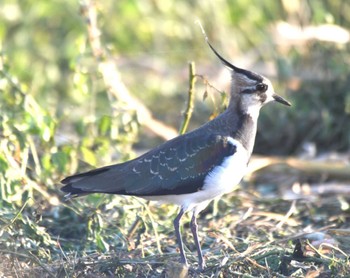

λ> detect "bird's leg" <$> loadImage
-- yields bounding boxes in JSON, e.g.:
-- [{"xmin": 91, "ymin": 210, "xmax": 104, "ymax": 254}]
[
  {"xmin": 190, "ymin": 212, "xmax": 205, "ymax": 270},
  {"xmin": 173, "ymin": 208, "xmax": 188, "ymax": 266}
]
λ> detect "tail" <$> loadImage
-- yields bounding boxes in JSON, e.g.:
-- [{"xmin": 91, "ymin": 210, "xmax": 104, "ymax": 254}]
[{"xmin": 60, "ymin": 167, "xmax": 110, "ymax": 197}]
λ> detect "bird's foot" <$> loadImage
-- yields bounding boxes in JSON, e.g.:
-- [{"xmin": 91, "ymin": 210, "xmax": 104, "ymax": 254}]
[
  {"xmin": 197, "ymin": 261, "xmax": 206, "ymax": 272},
  {"xmin": 179, "ymin": 256, "xmax": 189, "ymax": 268},
  {"xmin": 166, "ymin": 261, "xmax": 188, "ymax": 278}
]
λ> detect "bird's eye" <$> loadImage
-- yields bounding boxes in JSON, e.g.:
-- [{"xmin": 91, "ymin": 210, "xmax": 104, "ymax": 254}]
[{"xmin": 256, "ymin": 83, "xmax": 268, "ymax": 92}]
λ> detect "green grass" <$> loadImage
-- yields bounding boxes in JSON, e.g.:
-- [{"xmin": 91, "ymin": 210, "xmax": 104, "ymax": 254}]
[
  {"xmin": 1, "ymin": 1, "xmax": 350, "ymax": 277},
  {"xmin": 1, "ymin": 187, "xmax": 349, "ymax": 277}
]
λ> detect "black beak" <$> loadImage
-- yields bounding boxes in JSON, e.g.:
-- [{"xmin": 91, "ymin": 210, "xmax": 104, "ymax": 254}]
[{"xmin": 273, "ymin": 94, "xmax": 291, "ymax": 106}]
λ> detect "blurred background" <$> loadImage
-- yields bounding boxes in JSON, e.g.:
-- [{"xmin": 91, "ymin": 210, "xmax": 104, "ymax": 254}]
[{"xmin": 1, "ymin": 0, "xmax": 350, "ymax": 276}]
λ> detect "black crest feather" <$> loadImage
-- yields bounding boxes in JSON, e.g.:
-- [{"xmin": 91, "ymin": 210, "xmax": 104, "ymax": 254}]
[{"xmin": 196, "ymin": 21, "xmax": 263, "ymax": 82}]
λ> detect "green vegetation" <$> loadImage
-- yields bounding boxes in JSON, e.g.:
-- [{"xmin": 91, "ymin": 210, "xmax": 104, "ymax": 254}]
[{"xmin": 1, "ymin": 0, "xmax": 350, "ymax": 277}]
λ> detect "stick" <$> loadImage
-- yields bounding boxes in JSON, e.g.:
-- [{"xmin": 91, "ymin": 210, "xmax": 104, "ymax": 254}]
[
  {"xmin": 247, "ymin": 155, "xmax": 350, "ymax": 180},
  {"xmin": 179, "ymin": 62, "xmax": 196, "ymax": 135},
  {"xmin": 80, "ymin": 0, "xmax": 177, "ymax": 141}
]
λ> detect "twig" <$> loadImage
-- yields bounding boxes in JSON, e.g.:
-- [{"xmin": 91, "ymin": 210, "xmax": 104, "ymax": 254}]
[
  {"xmin": 0, "ymin": 69, "xmax": 26, "ymax": 96},
  {"xmin": 318, "ymin": 243, "xmax": 348, "ymax": 258},
  {"xmin": 27, "ymin": 135, "xmax": 42, "ymax": 176},
  {"xmin": 79, "ymin": 0, "xmax": 177, "ymax": 141},
  {"xmin": 245, "ymin": 257, "xmax": 267, "ymax": 270},
  {"xmin": 142, "ymin": 202, "xmax": 163, "ymax": 255},
  {"xmin": 276, "ymin": 200, "xmax": 297, "ymax": 229},
  {"xmin": 282, "ymin": 254, "xmax": 331, "ymax": 265},
  {"xmin": 179, "ymin": 62, "xmax": 196, "ymax": 135},
  {"xmin": 305, "ymin": 241, "xmax": 342, "ymax": 263},
  {"xmin": 247, "ymin": 155, "xmax": 350, "ymax": 180},
  {"xmin": 127, "ymin": 215, "xmax": 143, "ymax": 240},
  {"xmin": 195, "ymin": 74, "xmax": 228, "ymax": 116},
  {"xmin": 252, "ymin": 248, "xmax": 284, "ymax": 261},
  {"xmin": 0, "ymin": 198, "xmax": 30, "ymax": 233},
  {"xmin": 195, "ymin": 74, "xmax": 224, "ymax": 95}
]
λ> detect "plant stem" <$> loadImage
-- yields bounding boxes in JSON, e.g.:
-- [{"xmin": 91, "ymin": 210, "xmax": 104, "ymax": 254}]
[{"xmin": 179, "ymin": 62, "xmax": 196, "ymax": 135}]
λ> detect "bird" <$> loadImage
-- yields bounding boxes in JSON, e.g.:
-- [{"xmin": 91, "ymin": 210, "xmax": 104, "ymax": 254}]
[{"xmin": 61, "ymin": 39, "xmax": 291, "ymax": 270}]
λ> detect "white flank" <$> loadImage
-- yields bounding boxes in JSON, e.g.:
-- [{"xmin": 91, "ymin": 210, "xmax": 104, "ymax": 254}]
[{"xmin": 143, "ymin": 138, "xmax": 249, "ymax": 214}]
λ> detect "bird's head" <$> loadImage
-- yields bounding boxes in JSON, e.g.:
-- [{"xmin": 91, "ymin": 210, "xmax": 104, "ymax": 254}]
[{"xmin": 207, "ymin": 42, "xmax": 291, "ymax": 116}]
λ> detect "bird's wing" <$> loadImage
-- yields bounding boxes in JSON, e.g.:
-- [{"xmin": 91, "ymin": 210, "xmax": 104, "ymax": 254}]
[{"xmin": 61, "ymin": 134, "xmax": 237, "ymax": 196}]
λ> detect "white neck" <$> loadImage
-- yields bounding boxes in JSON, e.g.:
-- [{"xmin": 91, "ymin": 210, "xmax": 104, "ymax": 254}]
[{"xmin": 244, "ymin": 104, "xmax": 261, "ymax": 119}]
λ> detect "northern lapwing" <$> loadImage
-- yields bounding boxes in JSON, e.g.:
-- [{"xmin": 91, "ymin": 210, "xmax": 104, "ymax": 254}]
[{"xmin": 61, "ymin": 40, "xmax": 291, "ymax": 270}]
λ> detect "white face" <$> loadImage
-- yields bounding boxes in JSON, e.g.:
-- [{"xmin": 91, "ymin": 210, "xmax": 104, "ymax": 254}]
[
  {"xmin": 261, "ymin": 78, "xmax": 277, "ymax": 103},
  {"xmin": 239, "ymin": 77, "xmax": 276, "ymax": 118},
  {"xmin": 232, "ymin": 69, "xmax": 291, "ymax": 117}
]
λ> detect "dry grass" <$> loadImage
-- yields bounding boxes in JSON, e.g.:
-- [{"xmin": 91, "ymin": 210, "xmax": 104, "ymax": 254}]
[{"xmin": 1, "ymin": 175, "xmax": 349, "ymax": 278}]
